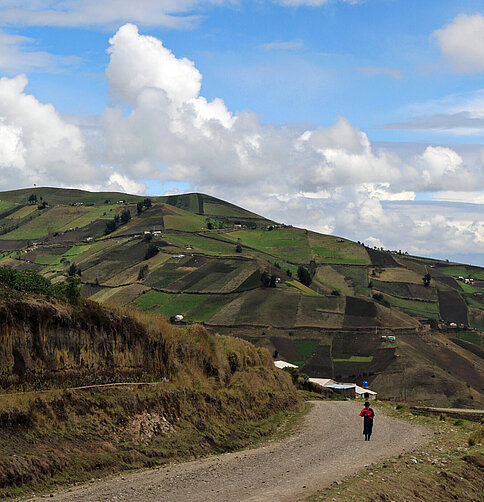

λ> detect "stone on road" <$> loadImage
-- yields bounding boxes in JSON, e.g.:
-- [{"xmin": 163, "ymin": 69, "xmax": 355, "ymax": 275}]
[{"xmin": 31, "ymin": 401, "xmax": 431, "ymax": 502}]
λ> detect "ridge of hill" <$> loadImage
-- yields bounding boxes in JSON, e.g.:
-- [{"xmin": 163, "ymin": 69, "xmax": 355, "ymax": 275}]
[{"xmin": 0, "ymin": 187, "xmax": 482, "ymax": 407}]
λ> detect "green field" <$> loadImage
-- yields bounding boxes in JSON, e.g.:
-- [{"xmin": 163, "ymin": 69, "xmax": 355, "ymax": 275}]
[
  {"xmin": 333, "ymin": 265, "xmax": 370, "ymax": 297},
  {"xmin": 226, "ymin": 227, "xmax": 311, "ymax": 262},
  {"xmin": 308, "ymin": 232, "xmax": 371, "ymax": 265},
  {"xmin": 0, "ymin": 200, "xmax": 15, "ymax": 213},
  {"xmin": 166, "ymin": 233, "xmax": 236, "ymax": 255},
  {"xmin": 436, "ymin": 265, "xmax": 484, "ymax": 281},
  {"xmin": 294, "ymin": 340, "xmax": 320, "ymax": 358},
  {"xmin": 1, "ymin": 206, "xmax": 93, "ymax": 239},
  {"xmin": 383, "ymin": 294, "xmax": 440, "ymax": 318},
  {"xmin": 135, "ymin": 290, "xmax": 229, "ymax": 321},
  {"xmin": 457, "ymin": 331, "xmax": 483, "ymax": 346}
]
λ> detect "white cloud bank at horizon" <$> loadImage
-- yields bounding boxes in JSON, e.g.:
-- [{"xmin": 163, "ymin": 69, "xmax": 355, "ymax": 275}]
[{"xmin": 0, "ymin": 23, "xmax": 483, "ymax": 262}]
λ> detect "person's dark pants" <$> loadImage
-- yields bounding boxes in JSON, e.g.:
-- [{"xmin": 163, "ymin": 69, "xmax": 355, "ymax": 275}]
[{"xmin": 363, "ymin": 420, "xmax": 373, "ymax": 440}]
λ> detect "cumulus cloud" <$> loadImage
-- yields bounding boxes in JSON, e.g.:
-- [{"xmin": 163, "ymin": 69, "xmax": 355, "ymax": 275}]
[
  {"xmin": 434, "ymin": 13, "xmax": 484, "ymax": 73},
  {"xmin": 0, "ymin": 23, "xmax": 482, "ymax": 262},
  {"xmin": 0, "ymin": 73, "xmax": 144, "ymax": 193}
]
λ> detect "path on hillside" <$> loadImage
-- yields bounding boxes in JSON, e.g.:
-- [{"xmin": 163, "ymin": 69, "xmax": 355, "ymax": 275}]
[{"xmin": 30, "ymin": 402, "xmax": 431, "ymax": 502}]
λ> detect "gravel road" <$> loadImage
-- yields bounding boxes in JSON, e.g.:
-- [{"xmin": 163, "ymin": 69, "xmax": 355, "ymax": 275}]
[{"xmin": 31, "ymin": 401, "xmax": 431, "ymax": 502}]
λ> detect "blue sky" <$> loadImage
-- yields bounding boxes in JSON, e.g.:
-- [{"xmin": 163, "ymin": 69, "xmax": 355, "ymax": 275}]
[{"xmin": 0, "ymin": 0, "xmax": 483, "ymax": 264}]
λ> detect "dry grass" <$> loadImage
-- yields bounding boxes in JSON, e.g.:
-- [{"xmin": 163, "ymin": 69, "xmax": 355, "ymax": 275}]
[{"xmin": 0, "ymin": 292, "xmax": 300, "ymax": 498}]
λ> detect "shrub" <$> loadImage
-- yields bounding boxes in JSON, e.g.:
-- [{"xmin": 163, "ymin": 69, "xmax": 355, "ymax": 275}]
[
  {"xmin": 138, "ymin": 264, "xmax": 149, "ymax": 280},
  {"xmin": 144, "ymin": 244, "xmax": 159, "ymax": 261},
  {"xmin": 297, "ymin": 266, "xmax": 312, "ymax": 287}
]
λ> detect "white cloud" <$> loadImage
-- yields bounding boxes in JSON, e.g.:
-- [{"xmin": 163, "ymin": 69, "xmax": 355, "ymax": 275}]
[
  {"xmin": 99, "ymin": 25, "xmax": 483, "ymax": 255},
  {"xmin": 0, "ymin": 0, "xmax": 364, "ymax": 30},
  {"xmin": 0, "ymin": 0, "xmax": 216, "ymax": 29},
  {"xmin": 434, "ymin": 13, "xmax": 484, "ymax": 73},
  {"xmin": 0, "ymin": 73, "xmax": 143, "ymax": 193},
  {"xmin": 260, "ymin": 40, "xmax": 304, "ymax": 51},
  {"xmin": 0, "ymin": 29, "xmax": 78, "ymax": 72},
  {"xmin": 0, "ymin": 23, "xmax": 482, "ymax": 263}
]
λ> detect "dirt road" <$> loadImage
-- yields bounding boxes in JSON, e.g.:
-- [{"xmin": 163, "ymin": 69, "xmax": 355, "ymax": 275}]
[{"xmin": 31, "ymin": 401, "xmax": 431, "ymax": 502}]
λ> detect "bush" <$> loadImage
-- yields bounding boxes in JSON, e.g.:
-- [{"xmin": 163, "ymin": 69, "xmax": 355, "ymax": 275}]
[
  {"xmin": 0, "ymin": 266, "xmax": 80, "ymax": 303},
  {"xmin": 144, "ymin": 244, "xmax": 159, "ymax": 260},
  {"xmin": 297, "ymin": 266, "xmax": 312, "ymax": 287},
  {"xmin": 138, "ymin": 264, "xmax": 149, "ymax": 280},
  {"xmin": 235, "ymin": 244, "xmax": 242, "ymax": 253}
]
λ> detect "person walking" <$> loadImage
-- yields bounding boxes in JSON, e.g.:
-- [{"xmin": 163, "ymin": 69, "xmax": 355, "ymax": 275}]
[{"xmin": 360, "ymin": 401, "xmax": 375, "ymax": 441}]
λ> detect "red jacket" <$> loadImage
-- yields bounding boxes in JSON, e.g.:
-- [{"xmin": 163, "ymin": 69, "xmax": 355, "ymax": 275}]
[{"xmin": 360, "ymin": 408, "xmax": 374, "ymax": 420}]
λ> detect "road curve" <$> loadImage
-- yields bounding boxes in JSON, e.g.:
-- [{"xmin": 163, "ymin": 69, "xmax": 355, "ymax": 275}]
[{"xmin": 30, "ymin": 401, "xmax": 431, "ymax": 502}]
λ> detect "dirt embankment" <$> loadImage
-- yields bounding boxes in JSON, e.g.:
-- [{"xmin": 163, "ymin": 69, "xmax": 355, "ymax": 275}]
[{"xmin": 0, "ymin": 289, "xmax": 299, "ymax": 498}]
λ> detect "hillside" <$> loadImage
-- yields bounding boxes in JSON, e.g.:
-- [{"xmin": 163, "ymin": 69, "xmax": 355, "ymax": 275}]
[
  {"xmin": 0, "ymin": 187, "xmax": 483, "ymax": 406},
  {"xmin": 0, "ymin": 284, "xmax": 298, "ymax": 498}
]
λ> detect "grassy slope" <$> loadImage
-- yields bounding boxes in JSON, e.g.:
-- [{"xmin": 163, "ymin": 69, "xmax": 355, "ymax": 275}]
[{"xmin": 0, "ymin": 188, "xmax": 482, "ymax": 406}]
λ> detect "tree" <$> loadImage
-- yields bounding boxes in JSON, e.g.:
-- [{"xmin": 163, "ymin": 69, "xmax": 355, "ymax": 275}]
[
  {"xmin": 207, "ymin": 220, "xmax": 214, "ymax": 230},
  {"xmin": 67, "ymin": 263, "xmax": 81, "ymax": 277},
  {"xmin": 286, "ymin": 269, "xmax": 292, "ymax": 278},
  {"xmin": 28, "ymin": 194, "xmax": 37, "ymax": 204},
  {"xmin": 105, "ymin": 220, "xmax": 117, "ymax": 235},
  {"xmin": 138, "ymin": 264, "xmax": 149, "ymax": 280},
  {"xmin": 120, "ymin": 209, "xmax": 131, "ymax": 224},
  {"xmin": 235, "ymin": 244, "xmax": 242, "ymax": 253},
  {"xmin": 64, "ymin": 276, "xmax": 81, "ymax": 304},
  {"xmin": 143, "ymin": 232, "xmax": 153, "ymax": 243},
  {"xmin": 422, "ymin": 272, "xmax": 431, "ymax": 287},
  {"xmin": 137, "ymin": 202, "xmax": 144, "ymax": 214},
  {"xmin": 297, "ymin": 265, "xmax": 312, "ymax": 287},
  {"xmin": 269, "ymin": 274, "xmax": 277, "ymax": 288},
  {"xmin": 261, "ymin": 271, "xmax": 271, "ymax": 287},
  {"xmin": 144, "ymin": 244, "xmax": 159, "ymax": 260},
  {"xmin": 143, "ymin": 198, "xmax": 152, "ymax": 208}
]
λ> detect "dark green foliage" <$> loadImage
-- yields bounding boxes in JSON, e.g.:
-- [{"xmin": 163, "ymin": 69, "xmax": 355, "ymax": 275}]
[
  {"xmin": 143, "ymin": 198, "xmax": 152, "ymax": 208},
  {"xmin": 137, "ymin": 202, "xmax": 144, "ymax": 214},
  {"xmin": 144, "ymin": 233, "xmax": 153, "ymax": 243},
  {"xmin": 260, "ymin": 271, "xmax": 276, "ymax": 288},
  {"xmin": 138, "ymin": 264, "xmax": 149, "ymax": 280},
  {"xmin": 0, "ymin": 266, "xmax": 80, "ymax": 302},
  {"xmin": 37, "ymin": 201, "xmax": 48, "ymax": 210},
  {"xmin": 144, "ymin": 244, "xmax": 159, "ymax": 261},
  {"xmin": 104, "ymin": 219, "xmax": 117, "ymax": 235},
  {"xmin": 423, "ymin": 272, "xmax": 431, "ymax": 287},
  {"xmin": 120, "ymin": 209, "xmax": 131, "ymax": 224},
  {"xmin": 297, "ymin": 265, "xmax": 312, "ymax": 287},
  {"xmin": 235, "ymin": 244, "xmax": 242, "ymax": 253},
  {"xmin": 373, "ymin": 293, "xmax": 390, "ymax": 307},
  {"xmin": 28, "ymin": 194, "xmax": 37, "ymax": 204},
  {"xmin": 286, "ymin": 269, "xmax": 292, "ymax": 278},
  {"xmin": 282, "ymin": 366, "xmax": 309, "ymax": 384},
  {"xmin": 68, "ymin": 263, "xmax": 81, "ymax": 277}
]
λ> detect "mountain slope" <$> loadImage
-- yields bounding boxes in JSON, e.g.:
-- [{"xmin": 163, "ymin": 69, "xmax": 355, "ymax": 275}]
[{"xmin": 0, "ymin": 187, "xmax": 482, "ymax": 406}]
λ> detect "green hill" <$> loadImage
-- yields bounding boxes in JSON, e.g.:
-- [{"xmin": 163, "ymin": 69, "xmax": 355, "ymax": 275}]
[{"xmin": 0, "ymin": 187, "xmax": 482, "ymax": 407}]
